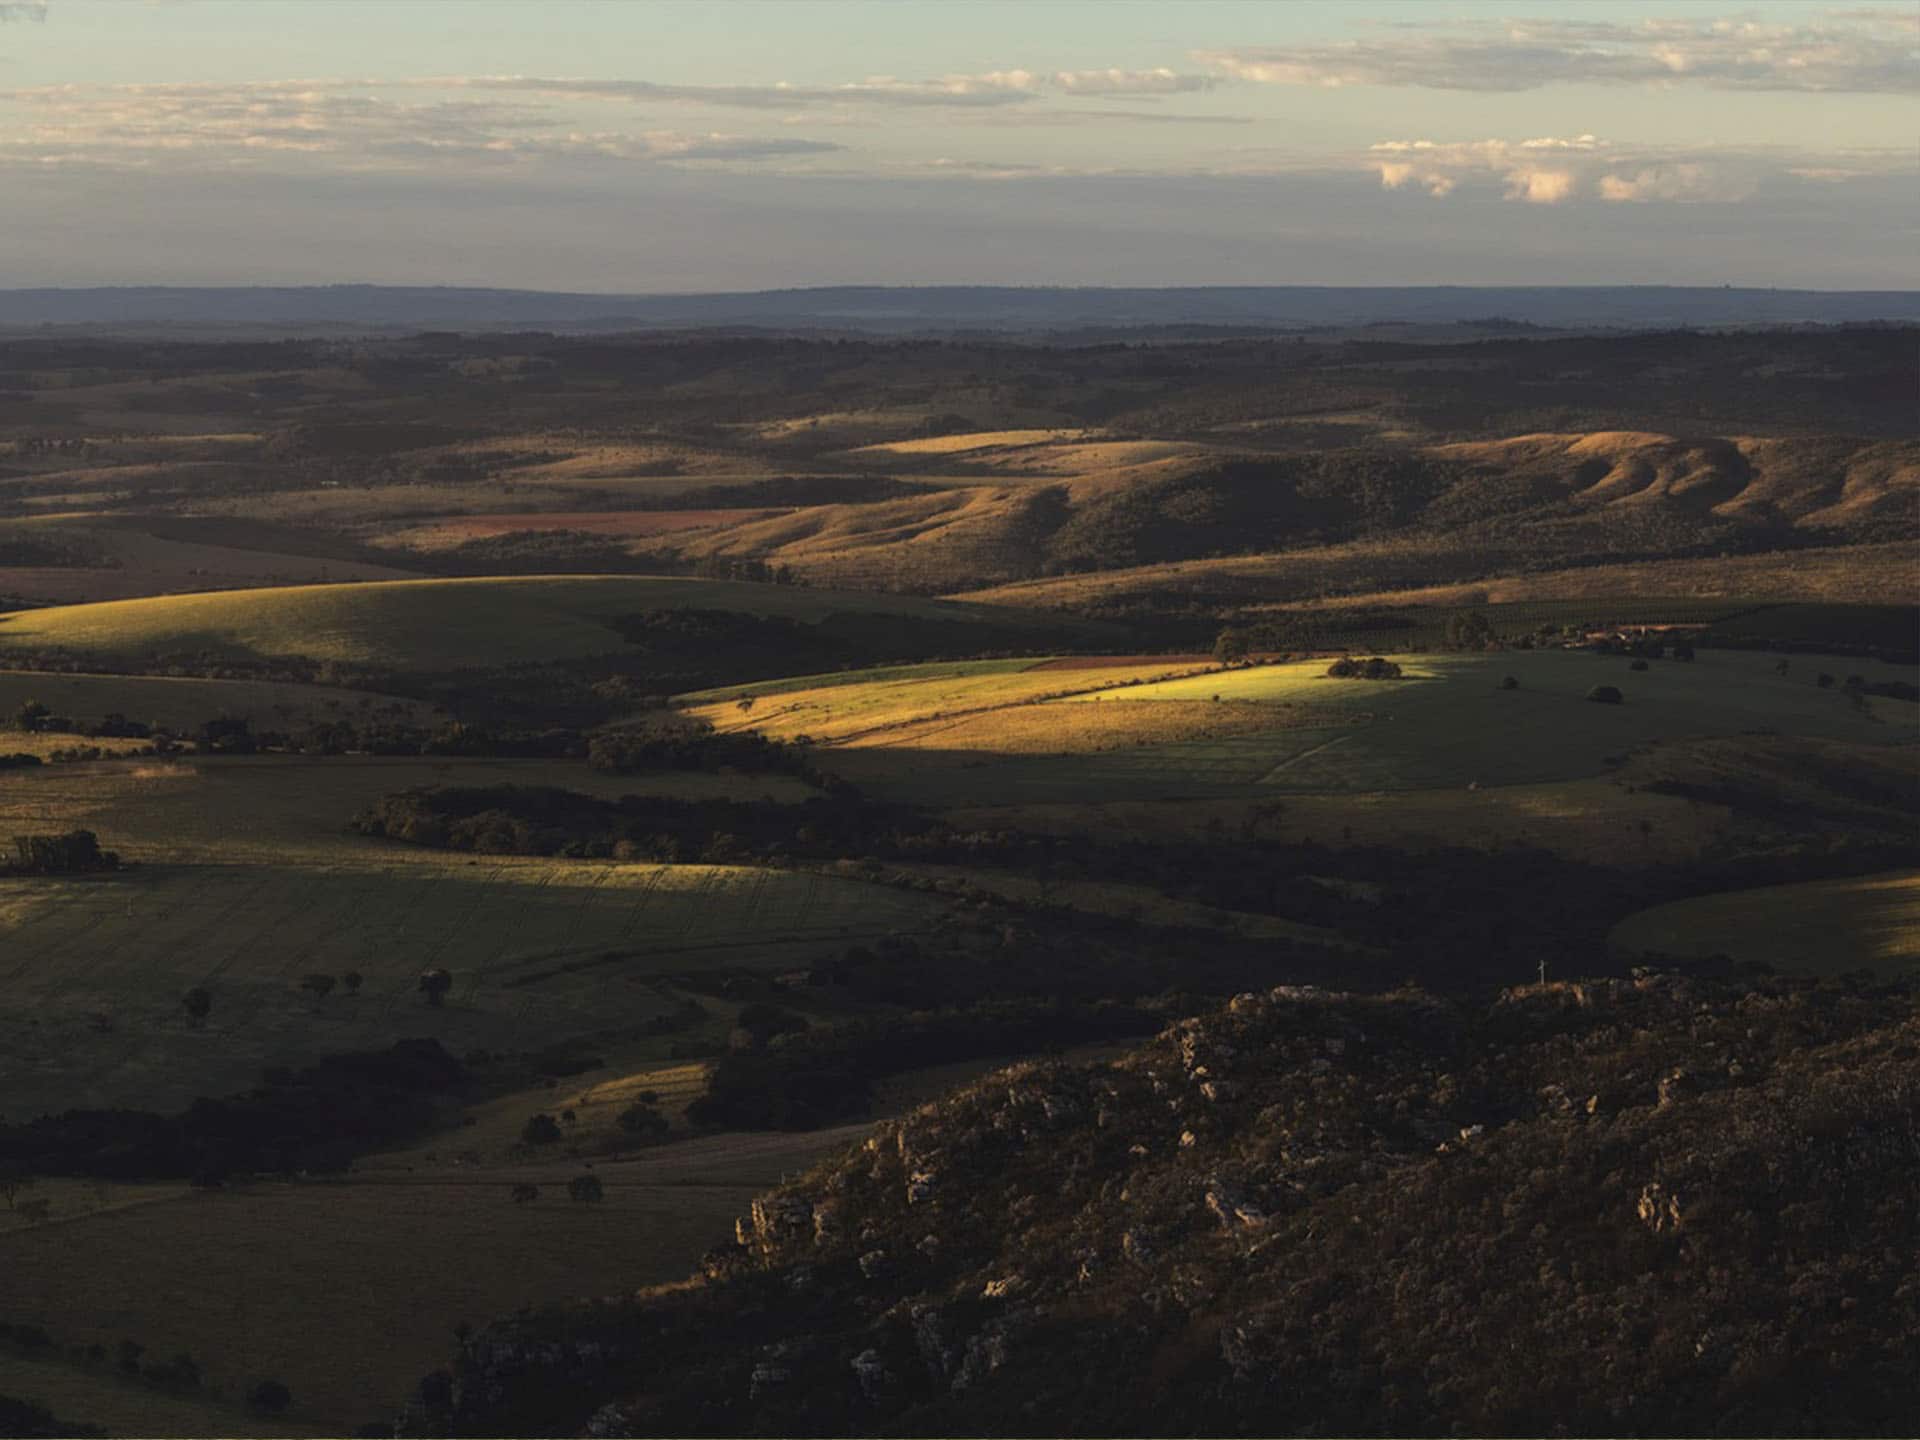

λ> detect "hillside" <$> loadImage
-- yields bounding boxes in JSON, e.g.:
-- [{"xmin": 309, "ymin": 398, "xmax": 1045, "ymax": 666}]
[
  {"xmin": 426, "ymin": 972, "xmax": 1920, "ymax": 1438},
  {"xmin": 0, "ymin": 576, "xmax": 1099, "ymax": 674}
]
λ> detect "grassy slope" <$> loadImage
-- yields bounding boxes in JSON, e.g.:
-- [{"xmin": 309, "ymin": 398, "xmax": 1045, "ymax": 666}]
[
  {"xmin": 0, "ymin": 670, "xmax": 435, "ymax": 730},
  {"xmin": 0, "ymin": 575, "xmax": 1083, "ymax": 671},
  {"xmin": 1610, "ymin": 870, "xmax": 1920, "ymax": 976},
  {"xmin": 686, "ymin": 660, "xmax": 1223, "ymax": 744}
]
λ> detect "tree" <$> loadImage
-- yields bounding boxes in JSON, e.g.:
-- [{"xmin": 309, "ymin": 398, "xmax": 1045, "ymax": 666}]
[
  {"xmin": 16, "ymin": 1197, "xmax": 51, "ymax": 1226},
  {"xmin": 1586, "ymin": 685, "xmax": 1625, "ymax": 705},
  {"xmin": 510, "ymin": 1183, "xmax": 540, "ymax": 1204},
  {"xmin": 300, "ymin": 973, "xmax": 337, "ymax": 1002},
  {"xmin": 342, "ymin": 969, "xmax": 363, "ymax": 995},
  {"xmin": 568, "ymin": 1173, "xmax": 604, "ymax": 1204},
  {"xmin": 418, "ymin": 968, "xmax": 452, "ymax": 1007},
  {"xmin": 15, "ymin": 699, "xmax": 49, "ymax": 732},
  {"xmin": 1212, "ymin": 628, "xmax": 1250, "ymax": 664},
  {"xmin": 1817, "ymin": 673, "xmax": 1836, "ymax": 689},
  {"xmin": 618, "ymin": 1104, "xmax": 670, "ymax": 1140},
  {"xmin": 182, "ymin": 987, "xmax": 212, "ymax": 1027},
  {"xmin": 521, "ymin": 1113, "xmax": 562, "ymax": 1146},
  {"xmin": 1445, "ymin": 610, "xmax": 1492, "ymax": 651},
  {"xmin": 1498, "ymin": 675, "xmax": 1519, "ymax": 691},
  {"xmin": 0, "ymin": 1170, "xmax": 34, "ymax": 1210},
  {"xmin": 248, "ymin": 1380, "xmax": 292, "ymax": 1415}
]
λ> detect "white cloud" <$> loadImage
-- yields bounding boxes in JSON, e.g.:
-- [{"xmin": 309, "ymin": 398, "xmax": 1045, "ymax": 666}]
[
  {"xmin": 1197, "ymin": 13, "xmax": 1920, "ymax": 93},
  {"xmin": 1050, "ymin": 67, "xmax": 1217, "ymax": 96},
  {"xmin": 0, "ymin": 80, "xmax": 843, "ymax": 170},
  {"xmin": 450, "ymin": 73, "xmax": 1043, "ymax": 110},
  {"xmin": 1368, "ymin": 134, "xmax": 1867, "ymax": 205}
]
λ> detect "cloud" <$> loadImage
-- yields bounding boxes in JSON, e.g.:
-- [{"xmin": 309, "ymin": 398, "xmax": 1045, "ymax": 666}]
[
  {"xmin": 0, "ymin": 2, "xmax": 47, "ymax": 20},
  {"xmin": 0, "ymin": 80, "xmax": 841, "ymax": 169},
  {"xmin": 451, "ymin": 73, "xmax": 1042, "ymax": 110},
  {"xmin": 1197, "ymin": 13, "xmax": 1920, "ymax": 93},
  {"xmin": 1050, "ymin": 67, "xmax": 1217, "ymax": 96},
  {"xmin": 1369, "ymin": 136, "xmax": 1788, "ymax": 204}
]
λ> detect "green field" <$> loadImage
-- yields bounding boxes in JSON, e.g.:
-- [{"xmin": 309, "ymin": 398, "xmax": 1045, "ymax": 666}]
[
  {"xmin": 0, "ymin": 755, "xmax": 936, "ymax": 1119},
  {"xmin": 1610, "ymin": 870, "xmax": 1920, "ymax": 976},
  {"xmin": 688, "ymin": 658, "xmax": 1221, "ymax": 744},
  {"xmin": 0, "ymin": 670, "xmax": 435, "ymax": 731},
  {"xmin": 676, "ymin": 656, "xmax": 1044, "ymax": 704},
  {"xmin": 0, "ymin": 575, "xmax": 1083, "ymax": 671},
  {"xmin": 0, "ymin": 1126, "xmax": 867, "ymax": 1434},
  {"xmin": 754, "ymin": 647, "xmax": 1918, "ymax": 806}
]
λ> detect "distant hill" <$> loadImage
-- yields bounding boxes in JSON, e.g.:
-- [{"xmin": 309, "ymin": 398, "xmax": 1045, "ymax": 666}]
[{"xmin": 3, "ymin": 284, "xmax": 1918, "ymax": 337}]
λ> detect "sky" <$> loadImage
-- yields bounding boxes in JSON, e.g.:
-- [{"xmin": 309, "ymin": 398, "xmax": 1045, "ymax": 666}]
[{"xmin": 1, "ymin": 0, "xmax": 1915, "ymax": 291}]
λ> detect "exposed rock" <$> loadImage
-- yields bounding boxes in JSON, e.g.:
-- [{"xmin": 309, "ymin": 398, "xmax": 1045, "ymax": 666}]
[
  {"xmin": 1637, "ymin": 1181, "xmax": 1684, "ymax": 1234},
  {"xmin": 850, "ymin": 1347, "xmax": 893, "ymax": 1402}
]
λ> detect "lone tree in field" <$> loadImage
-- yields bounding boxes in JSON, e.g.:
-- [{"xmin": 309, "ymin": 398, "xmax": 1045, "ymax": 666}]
[
  {"xmin": 1445, "ymin": 610, "xmax": 1493, "ymax": 651},
  {"xmin": 342, "ymin": 969, "xmax": 363, "ymax": 995},
  {"xmin": 248, "ymin": 1380, "xmax": 292, "ymax": 1415},
  {"xmin": 418, "ymin": 968, "xmax": 453, "ymax": 1007},
  {"xmin": 1586, "ymin": 685, "xmax": 1625, "ymax": 705},
  {"xmin": 0, "ymin": 1170, "xmax": 35, "ymax": 1210},
  {"xmin": 521, "ymin": 1113, "xmax": 562, "ymax": 1146},
  {"xmin": 568, "ymin": 1173, "xmax": 605, "ymax": 1204},
  {"xmin": 300, "ymin": 973, "xmax": 336, "ymax": 1002},
  {"xmin": 182, "ymin": 987, "xmax": 212, "ymax": 1027}
]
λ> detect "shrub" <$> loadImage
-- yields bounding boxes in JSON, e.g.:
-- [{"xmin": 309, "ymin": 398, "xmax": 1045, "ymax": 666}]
[
  {"xmin": 1586, "ymin": 685, "xmax": 1625, "ymax": 705},
  {"xmin": 1498, "ymin": 675, "xmax": 1519, "ymax": 691},
  {"xmin": 248, "ymin": 1379, "xmax": 292, "ymax": 1415},
  {"xmin": 617, "ymin": 1105, "xmax": 671, "ymax": 1140}
]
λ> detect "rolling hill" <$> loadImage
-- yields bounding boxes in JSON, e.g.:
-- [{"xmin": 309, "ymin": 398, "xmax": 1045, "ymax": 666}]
[{"xmin": 0, "ymin": 575, "xmax": 1103, "ymax": 673}]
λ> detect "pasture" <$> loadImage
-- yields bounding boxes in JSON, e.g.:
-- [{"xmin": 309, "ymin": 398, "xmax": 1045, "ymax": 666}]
[
  {"xmin": 713, "ymin": 646, "xmax": 1915, "ymax": 808},
  {"xmin": 0, "ymin": 755, "xmax": 936, "ymax": 1118},
  {"xmin": 0, "ymin": 575, "xmax": 1079, "ymax": 672},
  {"xmin": 0, "ymin": 1124, "xmax": 872, "ymax": 1433},
  {"xmin": 685, "ymin": 658, "xmax": 1223, "ymax": 744},
  {"xmin": 0, "ymin": 670, "xmax": 435, "ymax": 731},
  {"xmin": 1610, "ymin": 870, "xmax": 1920, "ymax": 977}
]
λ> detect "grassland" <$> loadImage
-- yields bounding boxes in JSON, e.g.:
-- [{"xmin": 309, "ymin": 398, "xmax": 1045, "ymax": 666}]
[
  {"xmin": 1610, "ymin": 870, "xmax": 1920, "ymax": 976},
  {"xmin": 684, "ymin": 659, "xmax": 1222, "ymax": 744},
  {"xmin": 0, "ymin": 755, "xmax": 934, "ymax": 1119},
  {"xmin": 707, "ymin": 647, "xmax": 1916, "ymax": 809},
  {"xmin": 0, "ymin": 670, "xmax": 435, "ymax": 730},
  {"xmin": 0, "ymin": 1125, "xmax": 873, "ymax": 1434},
  {"xmin": 0, "ymin": 575, "xmax": 1083, "ymax": 672}
]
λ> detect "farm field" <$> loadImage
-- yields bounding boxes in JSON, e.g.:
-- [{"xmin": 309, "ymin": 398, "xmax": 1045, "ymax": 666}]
[
  {"xmin": 711, "ymin": 647, "xmax": 1917, "ymax": 807},
  {"xmin": 0, "ymin": 754, "xmax": 934, "ymax": 1117},
  {"xmin": 0, "ymin": 1123, "xmax": 875, "ymax": 1436},
  {"xmin": 687, "ymin": 658, "xmax": 1223, "ymax": 744},
  {"xmin": 1610, "ymin": 870, "xmax": 1920, "ymax": 976},
  {"xmin": 0, "ymin": 670, "xmax": 435, "ymax": 731},
  {"xmin": 0, "ymin": 849, "xmax": 942, "ymax": 1118},
  {"xmin": 0, "ymin": 575, "xmax": 1085, "ymax": 672}
]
